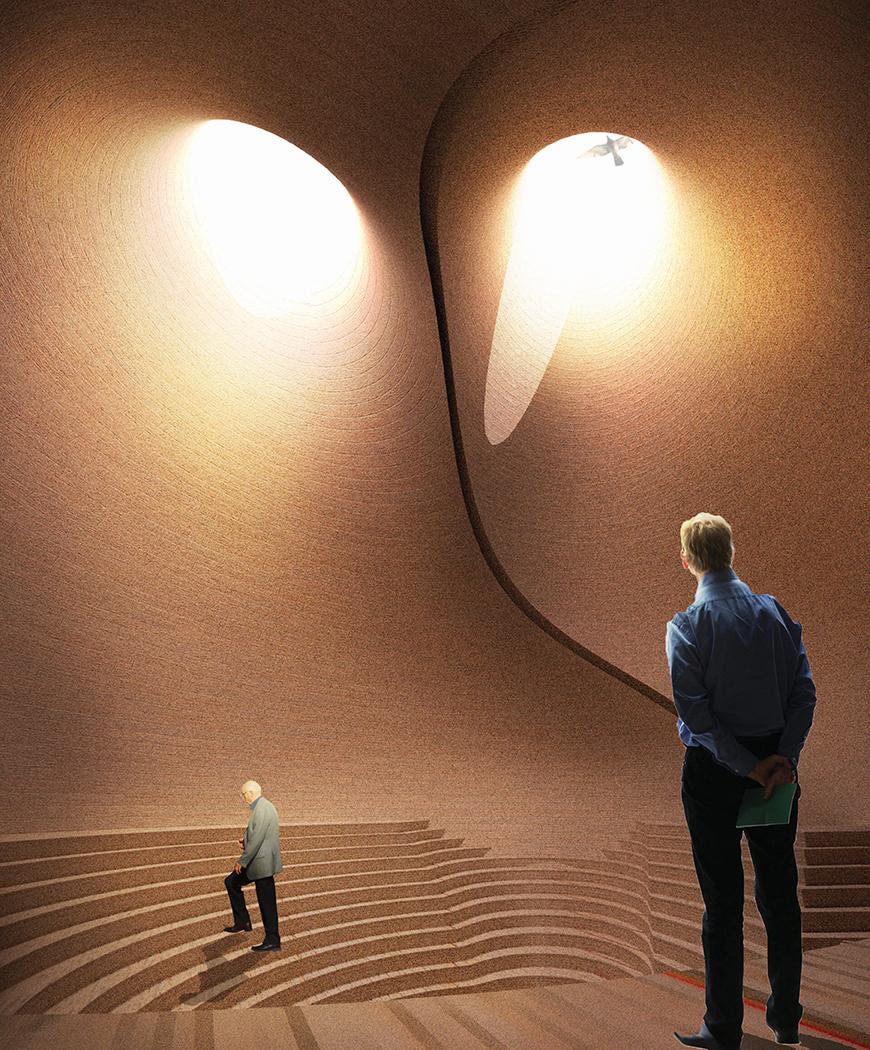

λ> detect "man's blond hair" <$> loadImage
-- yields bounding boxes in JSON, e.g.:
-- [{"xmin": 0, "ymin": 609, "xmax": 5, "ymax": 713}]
[{"xmin": 680, "ymin": 513, "xmax": 734, "ymax": 573}]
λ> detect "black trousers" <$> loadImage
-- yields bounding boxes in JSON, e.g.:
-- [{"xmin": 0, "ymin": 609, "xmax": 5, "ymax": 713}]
[
  {"xmin": 224, "ymin": 867, "xmax": 280, "ymax": 942},
  {"xmin": 681, "ymin": 732, "xmax": 803, "ymax": 1044}
]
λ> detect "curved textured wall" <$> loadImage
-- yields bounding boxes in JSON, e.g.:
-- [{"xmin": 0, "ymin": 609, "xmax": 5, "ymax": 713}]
[
  {"xmin": 1, "ymin": 0, "xmax": 869, "ymax": 1034},
  {"xmin": 0, "ymin": 0, "xmax": 866, "ymax": 863},
  {"xmin": 1, "ymin": 0, "xmax": 680, "ymax": 861},
  {"xmin": 423, "ymin": 0, "xmax": 868, "ymax": 826}
]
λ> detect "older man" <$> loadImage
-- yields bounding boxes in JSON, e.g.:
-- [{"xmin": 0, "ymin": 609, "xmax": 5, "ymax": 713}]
[
  {"xmin": 223, "ymin": 780, "xmax": 283, "ymax": 951},
  {"xmin": 669, "ymin": 513, "xmax": 816, "ymax": 1050}
]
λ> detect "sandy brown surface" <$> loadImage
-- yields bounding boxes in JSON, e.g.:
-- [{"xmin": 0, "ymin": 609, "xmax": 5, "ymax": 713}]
[
  {"xmin": 422, "ymin": 0, "xmax": 868, "ymax": 828},
  {"xmin": 1, "ymin": 0, "xmax": 866, "ymax": 853}
]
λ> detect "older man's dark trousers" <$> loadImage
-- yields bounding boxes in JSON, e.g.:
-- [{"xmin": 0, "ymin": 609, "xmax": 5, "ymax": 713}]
[
  {"xmin": 681, "ymin": 732, "xmax": 803, "ymax": 1046},
  {"xmin": 224, "ymin": 867, "xmax": 280, "ymax": 942}
]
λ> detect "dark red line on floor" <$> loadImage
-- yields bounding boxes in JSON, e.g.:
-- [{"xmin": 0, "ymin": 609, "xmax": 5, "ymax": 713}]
[{"xmin": 662, "ymin": 971, "xmax": 870, "ymax": 1050}]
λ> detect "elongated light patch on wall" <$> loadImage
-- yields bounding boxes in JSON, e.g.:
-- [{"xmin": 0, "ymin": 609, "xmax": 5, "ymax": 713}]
[
  {"xmin": 183, "ymin": 120, "xmax": 363, "ymax": 318},
  {"xmin": 485, "ymin": 132, "xmax": 674, "ymax": 444}
]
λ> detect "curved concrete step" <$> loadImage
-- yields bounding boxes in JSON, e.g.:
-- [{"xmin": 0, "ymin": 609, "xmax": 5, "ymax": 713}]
[
  {"xmin": 607, "ymin": 842, "xmax": 870, "ymax": 869},
  {"xmin": 0, "ymin": 860, "xmax": 647, "ymax": 951},
  {"xmin": 0, "ymin": 821, "xmax": 434, "ymax": 863},
  {"xmin": 802, "ymin": 884, "xmax": 870, "ymax": 907},
  {"xmin": 634, "ymin": 823, "xmax": 870, "ymax": 849},
  {"xmin": 0, "ymin": 845, "xmax": 499, "ymax": 916},
  {"xmin": 0, "ymin": 865, "xmax": 667, "ymax": 1012},
  {"xmin": 0, "ymin": 831, "xmax": 454, "ymax": 886},
  {"xmin": 0, "ymin": 889, "xmax": 657, "ymax": 1010},
  {"xmin": 59, "ymin": 929, "xmax": 650, "ymax": 1012},
  {"xmin": 2, "ymin": 819, "xmax": 867, "ymax": 1017}
]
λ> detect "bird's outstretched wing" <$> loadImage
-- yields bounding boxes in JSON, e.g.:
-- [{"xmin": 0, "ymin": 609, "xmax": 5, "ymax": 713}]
[
  {"xmin": 577, "ymin": 144, "xmax": 611, "ymax": 160},
  {"xmin": 615, "ymin": 136, "xmax": 632, "ymax": 149}
]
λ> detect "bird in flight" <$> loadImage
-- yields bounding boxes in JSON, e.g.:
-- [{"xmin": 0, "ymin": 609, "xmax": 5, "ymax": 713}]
[{"xmin": 577, "ymin": 134, "xmax": 633, "ymax": 166}]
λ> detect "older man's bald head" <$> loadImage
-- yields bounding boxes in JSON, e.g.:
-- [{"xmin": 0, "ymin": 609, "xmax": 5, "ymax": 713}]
[{"xmin": 240, "ymin": 781, "xmax": 262, "ymax": 803}]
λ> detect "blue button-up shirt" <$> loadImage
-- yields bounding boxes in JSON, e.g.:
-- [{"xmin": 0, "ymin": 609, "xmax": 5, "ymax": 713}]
[{"xmin": 666, "ymin": 568, "xmax": 817, "ymax": 777}]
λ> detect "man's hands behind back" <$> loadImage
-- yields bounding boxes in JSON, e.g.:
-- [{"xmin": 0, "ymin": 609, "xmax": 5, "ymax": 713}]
[{"xmin": 748, "ymin": 754, "xmax": 796, "ymax": 800}]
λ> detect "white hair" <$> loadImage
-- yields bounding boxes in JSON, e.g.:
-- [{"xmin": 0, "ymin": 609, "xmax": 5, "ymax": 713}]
[{"xmin": 241, "ymin": 780, "xmax": 262, "ymax": 798}]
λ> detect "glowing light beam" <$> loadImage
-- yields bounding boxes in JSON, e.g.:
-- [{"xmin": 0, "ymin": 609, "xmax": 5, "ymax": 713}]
[
  {"xmin": 484, "ymin": 132, "xmax": 675, "ymax": 444},
  {"xmin": 183, "ymin": 120, "xmax": 363, "ymax": 318}
]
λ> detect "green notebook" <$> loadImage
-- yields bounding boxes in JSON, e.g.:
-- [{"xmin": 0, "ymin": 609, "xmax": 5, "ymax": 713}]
[{"xmin": 736, "ymin": 783, "xmax": 798, "ymax": 828}]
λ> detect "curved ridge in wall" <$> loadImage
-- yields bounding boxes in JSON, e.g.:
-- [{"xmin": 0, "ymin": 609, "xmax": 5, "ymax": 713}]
[
  {"xmin": 420, "ymin": 0, "xmax": 869, "ymax": 825},
  {"xmin": 1, "ymin": 0, "xmax": 686, "ymax": 855}
]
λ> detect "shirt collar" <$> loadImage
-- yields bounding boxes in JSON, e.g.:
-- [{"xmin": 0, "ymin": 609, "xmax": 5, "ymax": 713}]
[
  {"xmin": 694, "ymin": 567, "xmax": 743, "ymax": 601},
  {"xmin": 249, "ymin": 796, "xmax": 261, "ymax": 810}
]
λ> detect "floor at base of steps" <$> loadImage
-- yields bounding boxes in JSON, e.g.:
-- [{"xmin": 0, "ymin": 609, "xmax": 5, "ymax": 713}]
[{"xmin": 1, "ymin": 952, "xmax": 868, "ymax": 1050}]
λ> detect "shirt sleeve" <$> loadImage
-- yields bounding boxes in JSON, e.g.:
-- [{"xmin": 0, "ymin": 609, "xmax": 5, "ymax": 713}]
[
  {"xmin": 666, "ymin": 615, "xmax": 759, "ymax": 778},
  {"xmin": 771, "ymin": 599, "xmax": 817, "ymax": 765},
  {"xmin": 239, "ymin": 810, "xmax": 268, "ymax": 867}
]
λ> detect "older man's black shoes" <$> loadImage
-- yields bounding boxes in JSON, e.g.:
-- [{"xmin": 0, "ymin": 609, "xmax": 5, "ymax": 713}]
[
  {"xmin": 222, "ymin": 921, "xmax": 281, "ymax": 949},
  {"xmin": 772, "ymin": 1029, "xmax": 800, "ymax": 1044}
]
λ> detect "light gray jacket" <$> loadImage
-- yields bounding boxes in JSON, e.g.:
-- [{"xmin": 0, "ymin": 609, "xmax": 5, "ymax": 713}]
[{"xmin": 238, "ymin": 797, "xmax": 283, "ymax": 879}]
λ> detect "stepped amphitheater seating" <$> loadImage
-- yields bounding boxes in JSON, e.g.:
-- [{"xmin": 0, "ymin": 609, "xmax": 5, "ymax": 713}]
[{"xmin": 0, "ymin": 819, "xmax": 867, "ymax": 1021}]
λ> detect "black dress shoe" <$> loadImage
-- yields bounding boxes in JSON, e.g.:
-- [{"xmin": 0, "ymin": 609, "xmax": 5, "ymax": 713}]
[
  {"xmin": 674, "ymin": 1029, "xmax": 741, "ymax": 1050},
  {"xmin": 772, "ymin": 1029, "xmax": 800, "ymax": 1045},
  {"xmin": 251, "ymin": 940, "xmax": 281, "ymax": 951},
  {"xmin": 223, "ymin": 922, "xmax": 252, "ymax": 933}
]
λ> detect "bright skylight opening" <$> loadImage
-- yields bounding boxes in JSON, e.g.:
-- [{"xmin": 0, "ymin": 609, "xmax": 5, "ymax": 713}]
[
  {"xmin": 183, "ymin": 120, "xmax": 363, "ymax": 318},
  {"xmin": 485, "ymin": 132, "xmax": 675, "ymax": 444}
]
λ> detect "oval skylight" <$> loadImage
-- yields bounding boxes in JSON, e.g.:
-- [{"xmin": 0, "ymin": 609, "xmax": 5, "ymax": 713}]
[
  {"xmin": 484, "ymin": 132, "xmax": 674, "ymax": 444},
  {"xmin": 183, "ymin": 120, "xmax": 363, "ymax": 318}
]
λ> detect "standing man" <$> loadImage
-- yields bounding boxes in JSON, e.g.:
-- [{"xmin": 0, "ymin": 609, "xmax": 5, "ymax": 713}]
[
  {"xmin": 223, "ymin": 780, "xmax": 283, "ymax": 951},
  {"xmin": 669, "ymin": 514, "xmax": 816, "ymax": 1050}
]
